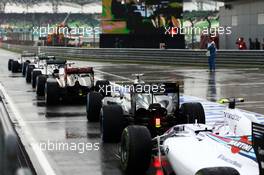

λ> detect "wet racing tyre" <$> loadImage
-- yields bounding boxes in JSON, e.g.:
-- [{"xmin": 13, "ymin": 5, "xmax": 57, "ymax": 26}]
[
  {"xmin": 25, "ymin": 64, "xmax": 35, "ymax": 83},
  {"xmin": 195, "ymin": 167, "xmax": 240, "ymax": 175},
  {"xmin": 120, "ymin": 125, "xmax": 152, "ymax": 174},
  {"xmin": 101, "ymin": 105, "xmax": 124, "ymax": 143},
  {"xmin": 8, "ymin": 59, "xmax": 13, "ymax": 71},
  {"xmin": 31, "ymin": 70, "xmax": 42, "ymax": 88},
  {"xmin": 95, "ymin": 80, "xmax": 111, "ymax": 97},
  {"xmin": 45, "ymin": 79, "xmax": 59, "ymax": 105},
  {"xmin": 11, "ymin": 60, "xmax": 19, "ymax": 73},
  {"xmin": 22, "ymin": 61, "xmax": 29, "ymax": 76},
  {"xmin": 36, "ymin": 75, "xmax": 47, "ymax": 96},
  {"xmin": 86, "ymin": 92, "xmax": 103, "ymax": 122},
  {"xmin": 179, "ymin": 102, "xmax": 205, "ymax": 124}
]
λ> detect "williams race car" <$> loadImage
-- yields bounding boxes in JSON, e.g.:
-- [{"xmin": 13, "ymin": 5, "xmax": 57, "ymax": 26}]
[
  {"xmin": 34, "ymin": 59, "xmax": 67, "ymax": 96},
  {"xmin": 119, "ymin": 98, "xmax": 264, "ymax": 175},
  {"xmin": 8, "ymin": 52, "xmax": 36, "ymax": 73},
  {"xmin": 25, "ymin": 55, "xmax": 56, "ymax": 83},
  {"xmin": 91, "ymin": 74, "xmax": 205, "ymax": 142}
]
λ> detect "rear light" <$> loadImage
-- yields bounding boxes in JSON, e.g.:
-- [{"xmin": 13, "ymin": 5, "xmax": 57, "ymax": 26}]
[
  {"xmin": 156, "ymin": 169, "xmax": 164, "ymax": 175},
  {"xmin": 155, "ymin": 118, "xmax": 161, "ymax": 128},
  {"xmin": 153, "ymin": 157, "xmax": 161, "ymax": 168}
]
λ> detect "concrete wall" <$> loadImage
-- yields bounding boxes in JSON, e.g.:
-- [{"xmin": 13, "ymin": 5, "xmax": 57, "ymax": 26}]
[{"xmin": 219, "ymin": 0, "xmax": 264, "ymax": 49}]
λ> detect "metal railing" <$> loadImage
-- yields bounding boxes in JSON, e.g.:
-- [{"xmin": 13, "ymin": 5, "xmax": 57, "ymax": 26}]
[{"xmin": 1, "ymin": 43, "xmax": 264, "ymax": 67}]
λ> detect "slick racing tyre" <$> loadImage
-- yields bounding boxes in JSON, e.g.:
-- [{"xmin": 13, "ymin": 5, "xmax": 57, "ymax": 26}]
[
  {"xmin": 22, "ymin": 61, "xmax": 29, "ymax": 77},
  {"xmin": 120, "ymin": 125, "xmax": 152, "ymax": 174},
  {"xmin": 36, "ymin": 75, "xmax": 47, "ymax": 96},
  {"xmin": 31, "ymin": 70, "xmax": 42, "ymax": 88},
  {"xmin": 25, "ymin": 64, "xmax": 35, "ymax": 83},
  {"xmin": 8, "ymin": 59, "xmax": 13, "ymax": 71},
  {"xmin": 95, "ymin": 80, "xmax": 111, "ymax": 97},
  {"xmin": 11, "ymin": 60, "xmax": 19, "ymax": 73},
  {"xmin": 45, "ymin": 79, "xmax": 59, "ymax": 105},
  {"xmin": 180, "ymin": 102, "xmax": 205, "ymax": 124},
  {"xmin": 86, "ymin": 92, "xmax": 103, "ymax": 122},
  {"xmin": 101, "ymin": 105, "xmax": 124, "ymax": 143}
]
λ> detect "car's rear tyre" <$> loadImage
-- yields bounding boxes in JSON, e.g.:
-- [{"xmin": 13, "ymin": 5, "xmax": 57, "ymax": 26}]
[
  {"xmin": 31, "ymin": 70, "xmax": 42, "ymax": 88},
  {"xmin": 45, "ymin": 79, "xmax": 59, "ymax": 105},
  {"xmin": 95, "ymin": 80, "xmax": 111, "ymax": 97},
  {"xmin": 22, "ymin": 61, "xmax": 29, "ymax": 76},
  {"xmin": 120, "ymin": 125, "xmax": 152, "ymax": 174},
  {"xmin": 86, "ymin": 92, "xmax": 103, "ymax": 122},
  {"xmin": 195, "ymin": 167, "xmax": 240, "ymax": 175},
  {"xmin": 11, "ymin": 61, "xmax": 19, "ymax": 73},
  {"xmin": 179, "ymin": 102, "xmax": 205, "ymax": 124},
  {"xmin": 25, "ymin": 65, "xmax": 35, "ymax": 83},
  {"xmin": 36, "ymin": 75, "xmax": 47, "ymax": 96},
  {"xmin": 8, "ymin": 59, "xmax": 13, "ymax": 71},
  {"xmin": 101, "ymin": 105, "xmax": 124, "ymax": 143}
]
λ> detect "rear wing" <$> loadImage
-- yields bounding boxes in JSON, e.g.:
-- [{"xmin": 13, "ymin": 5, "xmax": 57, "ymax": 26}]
[
  {"xmin": 46, "ymin": 59, "xmax": 66, "ymax": 65},
  {"xmin": 65, "ymin": 67, "xmax": 94, "ymax": 75},
  {"xmin": 252, "ymin": 122, "xmax": 264, "ymax": 175},
  {"xmin": 131, "ymin": 82, "xmax": 179, "ymax": 94},
  {"xmin": 21, "ymin": 53, "xmax": 36, "ymax": 57},
  {"xmin": 38, "ymin": 56, "xmax": 56, "ymax": 60}
]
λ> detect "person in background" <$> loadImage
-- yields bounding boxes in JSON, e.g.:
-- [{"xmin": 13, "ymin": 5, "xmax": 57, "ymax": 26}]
[
  {"xmin": 249, "ymin": 38, "xmax": 254, "ymax": 50},
  {"xmin": 236, "ymin": 37, "xmax": 247, "ymax": 50},
  {"xmin": 207, "ymin": 37, "xmax": 217, "ymax": 72},
  {"xmin": 255, "ymin": 38, "xmax": 261, "ymax": 50},
  {"xmin": 262, "ymin": 38, "xmax": 264, "ymax": 50}
]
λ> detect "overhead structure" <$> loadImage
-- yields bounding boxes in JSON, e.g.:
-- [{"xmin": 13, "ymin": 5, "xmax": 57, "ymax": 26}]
[{"xmin": 0, "ymin": 0, "xmax": 101, "ymax": 13}]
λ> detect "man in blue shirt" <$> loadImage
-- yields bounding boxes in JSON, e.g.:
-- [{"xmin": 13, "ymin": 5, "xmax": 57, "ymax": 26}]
[{"xmin": 207, "ymin": 37, "xmax": 217, "ymax": 72}]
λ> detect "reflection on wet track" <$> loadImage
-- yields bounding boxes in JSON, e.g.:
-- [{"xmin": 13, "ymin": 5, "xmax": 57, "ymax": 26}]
[{"xmin": 1, "ymin": 48, "xmax": 264, "ymax": 175}]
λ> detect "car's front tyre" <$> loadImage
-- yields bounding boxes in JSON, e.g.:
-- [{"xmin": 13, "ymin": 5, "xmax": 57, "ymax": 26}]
[
  {"xmin": 120, "ymin": 125, "xmax": 152, "ymax": 174},
  {"xmin": 101, "ymin": 105, "xmax": 124, "ymax": 143},
  {"xmin": 86, "ymin": 92, "xmax": 103, "ymax": 122},
  {"xmin": 45, "ymin": 79, "xmax": 59, "ymax": 105}
]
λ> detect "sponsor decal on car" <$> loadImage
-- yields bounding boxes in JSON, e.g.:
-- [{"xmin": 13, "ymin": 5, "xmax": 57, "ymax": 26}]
[
  {"xmin": 217, "ymin": 154, "xmax": 242, "ymax": 168},
  {"xmin": 228, "ymin": 136, "xmax": 252, "ymax": 153},
  {"xmin": 224, "ymin": 112, "xmax": 242, "ymax": 121},
  {"xmin": 207, "ymin": 133, "xmax": 256, "ymax": 161}
]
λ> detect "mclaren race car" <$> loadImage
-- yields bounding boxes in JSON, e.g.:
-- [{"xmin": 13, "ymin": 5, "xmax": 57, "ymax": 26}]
[
  {"xmin": 45, "ymin": 63, "xmax": 105, "ymax": 105},
  {"xmin": 119, "ymin": 98, "xmax": 264, "ymax": 175},
  {"xmin": 89, "ymin": 74, "xmax": 205, "ymax": 142},
  {"xmin": 8, "ymin": 51, "xmax": 36, "ymax": 73}
]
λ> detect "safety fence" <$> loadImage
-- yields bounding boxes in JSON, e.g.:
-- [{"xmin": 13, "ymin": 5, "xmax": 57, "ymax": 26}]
[{"xmin": 1, "ymin": 43, "xmax": 264, "ymax": 68}]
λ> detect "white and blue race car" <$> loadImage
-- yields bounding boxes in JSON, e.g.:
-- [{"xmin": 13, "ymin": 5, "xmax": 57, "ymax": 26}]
[{"xmin": 119, "ymin": 98, "xmax": 264, "ymax": 175}]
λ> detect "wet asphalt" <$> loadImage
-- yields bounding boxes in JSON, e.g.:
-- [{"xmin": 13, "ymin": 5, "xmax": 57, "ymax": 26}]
[{"xmin": 0, "ymin": 48, "xmax": 264, "ymax": 175}]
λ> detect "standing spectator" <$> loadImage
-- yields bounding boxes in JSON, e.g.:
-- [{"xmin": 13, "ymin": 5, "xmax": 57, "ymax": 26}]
[
  {"xmin": 207, "ymin": 37, "xmax": 217, "ymax": 72},
  {"xmin": 255, "ymin": 38, "xmax": 261, "ymax": 50},
  {"xmin": 249, "ymin": 38, "xmax": 254, "ymax": 50},
  {"xmin": 236, "ymin": 37, "xmax": 247, "ymax": 50}
]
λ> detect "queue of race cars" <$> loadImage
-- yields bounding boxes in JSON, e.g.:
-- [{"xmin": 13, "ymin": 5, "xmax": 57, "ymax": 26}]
[{"xmin": 8, "ymin": 51, "xmax": 264, "ymax": 175}]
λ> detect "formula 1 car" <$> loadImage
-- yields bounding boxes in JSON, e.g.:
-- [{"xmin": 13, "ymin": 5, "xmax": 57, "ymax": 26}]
[
  {"xmin": 119, "ymin": 98, "xmax": 264, "ymax": 175},
  {"xmin": 34, "ymin": 59, "xmax": 67, "ymax": 96},
  {"xmin": 45, "ymin": 64, "xmax": 108, "ymax": 105},
  {"xmin": 25, "ymin": 55, "xmax": 56, "ymax": 83},
  {"xmin": 95, "ymin": 74, "xmax": 205, "ymax": 142},
  {"xmin": 8, "ymin": 52, "xmax": 36, "ymax": 73}
]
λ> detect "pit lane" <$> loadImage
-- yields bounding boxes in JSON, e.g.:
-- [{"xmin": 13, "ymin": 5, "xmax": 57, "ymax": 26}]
[{"xmin": 0, "ymin": 48, "xmax": 264, "ymax": 175}]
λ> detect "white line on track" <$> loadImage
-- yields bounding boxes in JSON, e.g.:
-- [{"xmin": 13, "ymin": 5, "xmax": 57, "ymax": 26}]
[
  {"xmin": 95, "ymin": 70, "xmax": 132, "ymax": 81},
  {"xmin": 24, "ymin": 119, "xmax": 88, "ymax": 124},
  {"xmin": 0, "ymin": 83, "xmax": 57, "ymax": 175}
]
